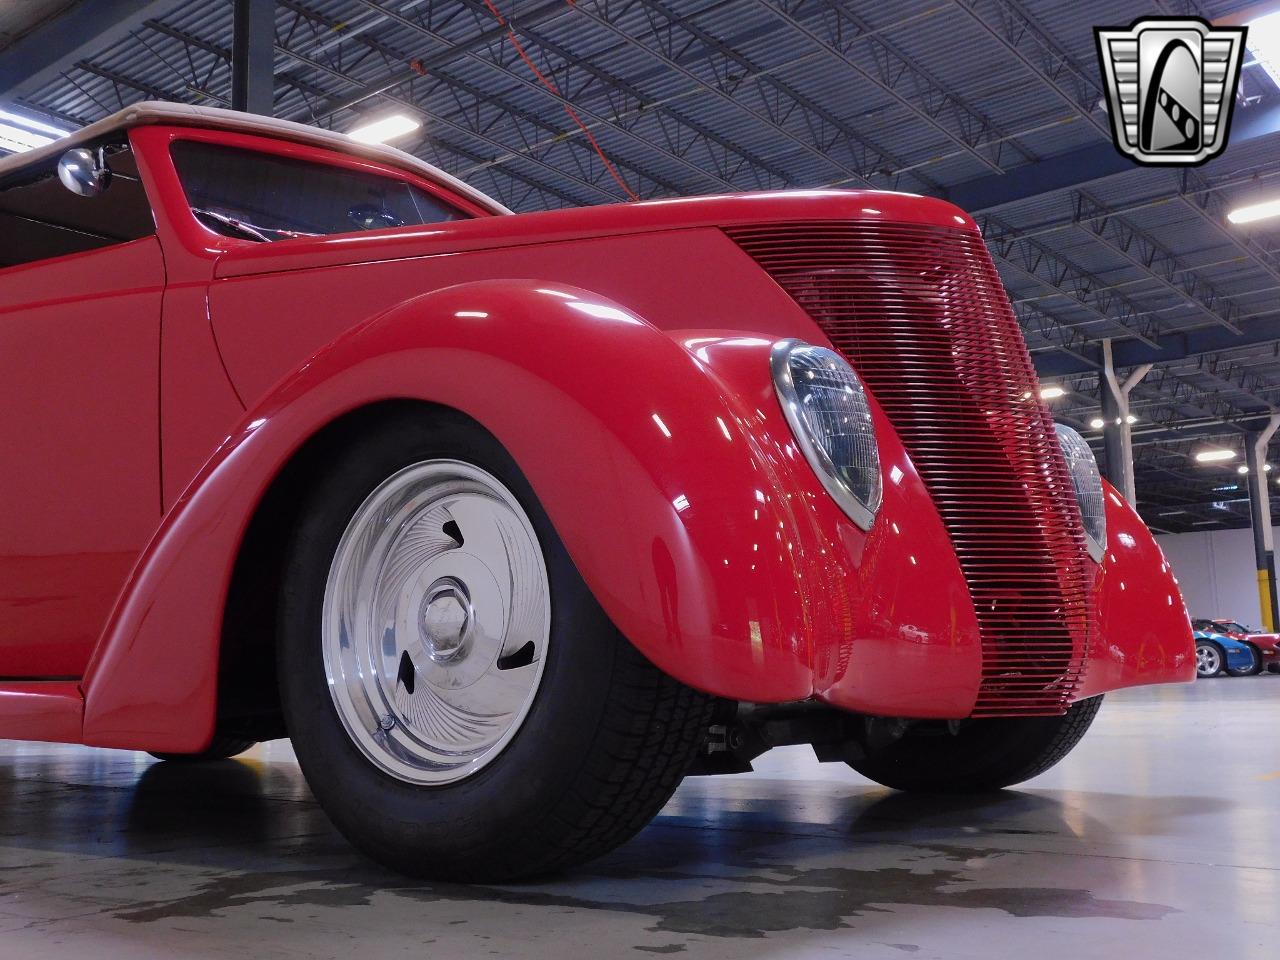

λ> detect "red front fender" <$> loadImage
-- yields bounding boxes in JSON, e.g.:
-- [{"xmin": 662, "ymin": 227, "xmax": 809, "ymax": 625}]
[
  {"xmin": 1076, "ymin": 482, "xmax": 1196, "ymax": 697},
  {"xmin": 80, "ymin": 279, "xmax": 989, "ymax": 751}
]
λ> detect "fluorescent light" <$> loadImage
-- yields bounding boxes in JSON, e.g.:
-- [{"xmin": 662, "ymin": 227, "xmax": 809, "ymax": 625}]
[
  {"xmin": 1195, "ymin": 448, "xmax": 1236, "ymax": 463},
  {"xmin": 0, "ymin": 109, "xmax": 69, "ymax": 138},
  {"xmin": 1248, "ymin": 11, "xmax": 1280, "ymax": 88},
  {"xmin": 0, "ymin": 121, "xmax": 54, "ymax": 153},
  {"xmin": 348, "ymin": 114, "xmax": 421, "ymax": 144},
  {"xmin": 1228, "ymin": 197, "xmax": 1280, "ymax": 224},
  {"xmin": 0, "ymin": 108, "xmax": 71, "ymax": 154},
  {"xmin": 1158, "ymin": 509, "xmax": 1188, "ymax": 516},
  {"xmin": 1039, "ymin": 385, "xmax": 1065, "ymax": 400}
]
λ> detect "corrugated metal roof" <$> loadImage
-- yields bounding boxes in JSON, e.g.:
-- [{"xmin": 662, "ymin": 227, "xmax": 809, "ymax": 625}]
[{"xmin": 0, "ymin": 0, "xmax": 1277, "ymax": 529}]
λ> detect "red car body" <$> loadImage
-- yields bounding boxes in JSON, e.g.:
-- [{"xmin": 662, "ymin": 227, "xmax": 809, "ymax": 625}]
[{"xmin": 0, "ymin": 104, "xmax": 1194, "ymax": 756}]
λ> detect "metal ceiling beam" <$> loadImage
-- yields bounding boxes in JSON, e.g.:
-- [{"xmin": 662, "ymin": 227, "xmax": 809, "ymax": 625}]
[
  {"xmin": 1070, "ymin": 190, "xmax": 1245, "ymax": 334},
  {"xmin": 273, "ymin": 43, "xmax": 645, "ymax": 203},
  {"xmin": 952, "ymin": 0, "xmax": 1277, "ymax": 396},
  {"xmin": 982, "ymin": 215, "xmax": 1163, "ymax": 345},
  {"xmin": 123, "ymin": 3, "xmax": 669, "ymax": 205},
  {"xmin": 757, "ymin": 0, "xmax": 1032, "ymax": 173},
  {"xmin": 300, "ymin": 0, "xmax": 571, "ymax": 118},
  {"xmin": 946, "ymin": 103, "xmax": 1280, "ymax": 213},
  {"xmin": 946, "ymin": 0, "xmax": 1280, "ymax": 213},
  {"xmin": 0, "ymin": 0, "xmax": 180, "ymax": 102},
  {"xmin": 231, "ymin": 0, "xmax": 275, "ymax": 115},
  {"xmin": 273, "ymin": 1, "xmax": 690, "ymax": 201},
  {"xmin": 1176, "ymin": 166, "xmax": 1280, "ymax": 285},
  {"xmin": 1036, "ymin": 314, "xmax": 1280, "ymax": 377},
  {"xmin": 352, "ymin": 0, "xmax": 782, "ymax": 194},
  {"xmin": 564, "ymin": 0, "xmax": 919, "ymax": 191},
  {"xmin": 1128, "ymin": 417, "xmax": 1280, "ymax": 446}
]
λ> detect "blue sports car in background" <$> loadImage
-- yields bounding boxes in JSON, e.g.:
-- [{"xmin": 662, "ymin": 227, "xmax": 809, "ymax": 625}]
[{"xmin": 1194, "ymin": 630, "xmax": 1257, "ymax": 678}]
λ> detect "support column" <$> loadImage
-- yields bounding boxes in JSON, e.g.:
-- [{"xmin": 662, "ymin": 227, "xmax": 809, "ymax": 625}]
[
  {"xmin": 232, "ymin": 0, "xmax": 274, "ymax": 115},
  {"xmin": 1246, "ymin": 414, "xmax": 1280, "ymax": 631},
  {"xmin": 1100, "ymin": 339, "xmax": 1152, "ymax": 506}
]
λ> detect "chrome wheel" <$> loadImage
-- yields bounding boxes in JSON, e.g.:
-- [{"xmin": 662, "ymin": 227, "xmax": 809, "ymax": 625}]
[
  {"xmin": 1196, "ymin": 643, "xmax": 1222, "ymax": 677},
  {"xmin": 322, "ymin": 460, "xmax": 550, "ymax": 785}
]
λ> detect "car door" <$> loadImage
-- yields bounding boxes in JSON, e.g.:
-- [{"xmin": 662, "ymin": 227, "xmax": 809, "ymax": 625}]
[{"xmin": 0, "ymin": 141, "xmax": 163, "ymax": 678}]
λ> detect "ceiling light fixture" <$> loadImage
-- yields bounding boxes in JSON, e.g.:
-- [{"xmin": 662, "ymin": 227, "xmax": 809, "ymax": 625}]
[
  {"xmin": 1039, "ymin": 385, "xmax": 1065, "ymax": 400},
  {"xmin": 0, "ymin": 122, "xmax": 53, "ymax": 153},
  {"xmin": 1195, "ymin": 448, "xmax": 1237, "ymax": 463},
  {"xmin": 0, "ymin": 107, "xmax": 69, "ymax": 134},
  {"xmin": 0, "ymin": 108, "xmax": 71, "ymax": 154},
  {"xmin": 1247, "ymin": 10, "xmax": 1280, "ymax": 88},
  {"xmin": 1238, "ymin": 464, "xmax": 1251, "ymax": 474},
  {"xmin": 348, "ymin": 114, "xmax": 421, "ymax": 144},
  {"xmin": 1089, "ymin": 417, "xmax": 1105, "ymax": 429},
  {"xmin": 1228, "ymin": 196, "xmax": 1280, "ymax": 224}
]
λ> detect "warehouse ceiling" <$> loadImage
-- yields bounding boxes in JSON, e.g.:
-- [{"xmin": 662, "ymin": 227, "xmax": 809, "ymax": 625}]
[{"xmin": 1, "ymin": 0, "xmax": 1278, "ymax": 534}]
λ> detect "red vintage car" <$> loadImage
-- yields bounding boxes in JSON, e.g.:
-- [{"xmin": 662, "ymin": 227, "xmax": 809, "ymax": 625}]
[{"xmin": 0, "ymin": 103, "xmax": 1194, "ymax": 881}]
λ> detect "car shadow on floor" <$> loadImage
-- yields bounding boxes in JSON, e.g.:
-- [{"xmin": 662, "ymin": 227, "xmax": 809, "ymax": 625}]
[{"xmin": 0, "ymin": 750, "xmax": 1229, "ymax": 941}]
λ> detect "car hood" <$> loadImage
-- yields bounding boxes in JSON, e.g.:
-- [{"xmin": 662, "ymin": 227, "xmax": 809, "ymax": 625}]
[{"xmin": 214, "ymin": 189, "xmax": 975, "ymax": 280}]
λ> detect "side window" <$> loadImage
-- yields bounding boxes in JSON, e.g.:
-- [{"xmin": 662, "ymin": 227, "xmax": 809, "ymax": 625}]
[
  {"xmin": 170, "ymin": 140, "xmax": 468, "ymax": 243},
  {"xmin": 0, "ymin": 143, "xmax": 155, "ymax": 269}
]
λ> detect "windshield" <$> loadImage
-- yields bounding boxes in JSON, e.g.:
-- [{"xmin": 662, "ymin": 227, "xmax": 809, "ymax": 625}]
[
  {"xmin": 1217, "ymin": 621, "xmax": 1252, "ymax": 634},
  {"xmin": 171, "ymin": 139, "xmax": 468, "ymax": 242}
]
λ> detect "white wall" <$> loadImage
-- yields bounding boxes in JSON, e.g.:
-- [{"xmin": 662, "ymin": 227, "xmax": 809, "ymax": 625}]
[{"xmin": 1155, "ymin": 526, "xmax": 1280, "ymax": 629}]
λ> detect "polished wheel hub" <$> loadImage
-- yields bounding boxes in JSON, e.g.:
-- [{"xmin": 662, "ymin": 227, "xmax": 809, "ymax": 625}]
[
  {"xmin": 322, "ymin": 460, "xmax": 550, "ymax": 785},
  {"xmin": 419, "ymin": 577, "xmax": 472, "ymax": 663},
  {"xmin": 1196, "ymin": 645, "xmax": 1220, "ymax": 676}
]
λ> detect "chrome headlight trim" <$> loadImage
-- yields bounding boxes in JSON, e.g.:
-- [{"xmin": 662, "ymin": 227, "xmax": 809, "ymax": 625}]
[
  {"xmin": 1055, "ymin": 423, "xmax": 1107, "ymax": 563},
  {"xmin": 772, "ymin": 339, "xmax": 882, "ymax": 531}
]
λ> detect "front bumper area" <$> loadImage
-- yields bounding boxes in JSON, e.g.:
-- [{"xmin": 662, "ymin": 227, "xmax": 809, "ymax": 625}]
[{"xmin": 560, "ymin": 332, "xmax": 1194, "ymax": 719}]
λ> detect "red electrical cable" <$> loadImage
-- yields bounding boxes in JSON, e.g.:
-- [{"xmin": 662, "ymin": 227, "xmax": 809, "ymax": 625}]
[{"xmin": 480, "ymin": 0, "xmax": 640, "ymax": 201}]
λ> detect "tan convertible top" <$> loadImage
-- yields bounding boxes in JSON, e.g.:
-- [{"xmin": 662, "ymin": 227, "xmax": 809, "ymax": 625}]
[{"xmin": 0, "ymin": 101, "xmax": 511, "ymax": 214}]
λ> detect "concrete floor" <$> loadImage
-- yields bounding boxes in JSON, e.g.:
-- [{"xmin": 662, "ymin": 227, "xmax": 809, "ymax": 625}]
[{"xmin": 0, "ymin": 677, "xmax": 1276, "ymax": 959}]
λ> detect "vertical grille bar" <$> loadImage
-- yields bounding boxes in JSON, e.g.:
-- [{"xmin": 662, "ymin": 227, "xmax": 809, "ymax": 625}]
[{"xmin": 728, "ymin": 221, "xmax": 1094, "ymax": 717}]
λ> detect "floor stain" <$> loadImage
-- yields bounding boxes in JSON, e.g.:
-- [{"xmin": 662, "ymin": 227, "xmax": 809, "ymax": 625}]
[{"xmin": 106, "ymin": 859, "xmax": 1176, "ymax": 938}]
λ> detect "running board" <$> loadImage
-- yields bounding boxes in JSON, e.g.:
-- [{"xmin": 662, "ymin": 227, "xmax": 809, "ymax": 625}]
[{"xmin": 0, "ymin": 681, "xmax": 83, "ymax": 743}]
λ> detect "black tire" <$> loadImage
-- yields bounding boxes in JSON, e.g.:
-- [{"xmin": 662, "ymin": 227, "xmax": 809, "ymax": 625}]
[
  {"xmin": 1196, "ymin": 640, "xmax": 1226, "ymax": 678},
  {"xmin": 277, "ymin": 409, "xmax": 715, "ymax": 882},
  {"xmin": 845, "ymin": 696, "xmax": 1103, "ymax": 793},
  {"xmin": 149, "ymin": 735, "xmax": 257, "ymax": 763},
  {"xmin": 1226, "ymin": 644, "xmax": 1261, "ymax": 677}
]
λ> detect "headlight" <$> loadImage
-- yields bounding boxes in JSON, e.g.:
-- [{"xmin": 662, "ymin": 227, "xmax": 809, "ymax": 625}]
[
  {"xmin": 772, "ymin": 340, "xmax": 881, "ymax": 530},
  {"xmin": 1055, "ymin": 423, "xmax": 1106, "ymax": 563}
]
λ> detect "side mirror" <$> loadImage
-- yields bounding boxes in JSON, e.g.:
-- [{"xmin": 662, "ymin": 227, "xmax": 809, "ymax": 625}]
[{"xmin": 57, "ymin": 147, "xmax": 111, "ymax": 197}]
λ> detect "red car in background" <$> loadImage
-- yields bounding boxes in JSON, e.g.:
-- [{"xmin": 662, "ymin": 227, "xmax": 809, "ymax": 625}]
[
  {"xmin": 0, "ymin": 103, "xmax": 1195, "ymax": 881},
  {"xmin": 1194, "ymin": 619, "xmax": 1280, "ymax": 675}
]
